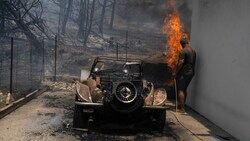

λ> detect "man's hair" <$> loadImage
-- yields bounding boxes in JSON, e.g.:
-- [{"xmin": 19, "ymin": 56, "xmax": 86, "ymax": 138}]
[{"xmin": 180, "ymin": 38, "xmax": 189, "ymax": 45}]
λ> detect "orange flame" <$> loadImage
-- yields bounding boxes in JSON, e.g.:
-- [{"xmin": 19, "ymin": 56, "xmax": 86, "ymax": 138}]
[{"xmin": 162, "ymin": 1, "xmax": 189, "ymax": 73}]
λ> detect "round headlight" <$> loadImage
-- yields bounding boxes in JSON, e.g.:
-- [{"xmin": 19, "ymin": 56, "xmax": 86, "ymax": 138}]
[
  {"xmin": 123, "ymin": 69, "xmax": 128, "ymax": 73},
  {"xmin": 94, "ymin": 68, "xmax": 99, "ymax": 72}
]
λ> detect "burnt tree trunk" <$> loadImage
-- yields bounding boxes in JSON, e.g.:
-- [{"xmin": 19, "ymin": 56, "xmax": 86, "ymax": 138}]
[
  {"xmin": 58, "ymin": 0, "xmax": 67, "ymax": 35},
  {"xmin": 61, "ymin": 0, "xmax": 73, "ymax": 35},
  {"xmin": 0, "ymin": 4, "xmax": 5, "ymax": 34},
  {"xmin": 4, "ymin": 2, "xmax": 42, "ymax": 52},
  {"xmin": 109, "ymin": 0, "xmax": 116, "ymax": 30},
  {"xmin": 83, "ymin": 0, "xmax": 89, "ymax": 41},
  {"xmin": 83, "ymin": 0, "xmax": 95, "ymax": 46},
  {"xmin": 77, "ymin": 0, "xmax": 86, "ymax": 37},
  {"xmin": 99, "ymin": 0, "xmax": 107, "ymax": 34}
]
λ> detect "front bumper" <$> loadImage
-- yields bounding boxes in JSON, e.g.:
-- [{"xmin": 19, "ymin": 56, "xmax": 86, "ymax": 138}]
[{"xmin": 75, "ymin": 101, "xmax": 170, "ymax": 110}]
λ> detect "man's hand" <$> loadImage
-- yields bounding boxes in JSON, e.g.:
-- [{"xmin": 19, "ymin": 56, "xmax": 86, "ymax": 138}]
[
  {"xmin": 172, "ymin": 72, "xmax": 177, "ymax": 78},
  {"xmin": 175, "ymin": 59, "xmax": 184, "ymax": 77}
]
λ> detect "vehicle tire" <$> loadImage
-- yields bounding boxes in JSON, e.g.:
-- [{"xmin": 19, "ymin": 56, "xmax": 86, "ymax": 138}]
[
  {"xmin": 152, "ymin": 110, "xmax": 166, "ymax": 132},
  {"xmin": 73, "ymin": 104, "xmax": 84, "ymax": 128}
]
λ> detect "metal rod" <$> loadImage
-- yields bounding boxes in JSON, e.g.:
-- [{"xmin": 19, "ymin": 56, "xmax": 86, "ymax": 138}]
[
  {"xmin": 0, "ymin": 58, "xmax": 2, "ymax": 88},
  {"xmin": 30, "ymin": 42, "xmax": 33, "ymax": 87},
  {"xmin": 10, "ymin": 38, "xmax": 13, "ymax": 94},
  {"xmin": 58, "ymin": 1, "xmax": 62, "ymax": 35},
  {"xmin": 116, "ymin": 43, "xmax": 118, "ymax": 60},
  {"xmin": 174, "ymin": 78, "xmax": 178, "ymax": 113},
  {"xmin": 54, "ymin": 35, "xmax": 57, "ymax": 81},
  {"xmin": 125, "ymin": 31, "xmax": 128, "ymax": 61},
  {"xmin": 10, "ymin": 38, "xmax": 14, "ymax": 94},
  {"xmin": 42, "ymin": 37, "xmax": 45, "ymax": 81},
  {"xmin": 15, "ymin": 44, "xmax": 18, "ymax": 89}
]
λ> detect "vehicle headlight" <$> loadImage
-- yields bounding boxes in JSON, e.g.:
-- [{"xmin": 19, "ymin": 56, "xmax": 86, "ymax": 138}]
[
  {"xmin": 123, "ymin": 69, "xmax": 128, "ymax": 73},
  {"xmin": 94, "ymin": 68, "xmax": 99, "ymax": 72}
]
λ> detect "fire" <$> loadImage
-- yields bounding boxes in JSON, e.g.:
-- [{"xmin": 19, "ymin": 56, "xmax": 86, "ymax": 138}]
[{"xmin": 162, "ymin": 0, "xmax": 189, "ymax": 73}]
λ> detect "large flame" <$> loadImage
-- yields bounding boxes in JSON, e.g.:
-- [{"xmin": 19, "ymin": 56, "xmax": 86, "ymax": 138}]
[{"xmin": 162, "ymin": 0, "xmax": 189, "ymax": 73}]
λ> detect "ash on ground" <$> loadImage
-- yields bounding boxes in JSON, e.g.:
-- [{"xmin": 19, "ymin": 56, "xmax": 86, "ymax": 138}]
[{"xmin": 0, "ymin": 81, "xmax": 177, "ymax": 141}]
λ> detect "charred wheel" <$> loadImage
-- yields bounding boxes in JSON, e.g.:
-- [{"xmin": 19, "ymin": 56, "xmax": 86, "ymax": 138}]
[
  {"xmin": 109, "ymin": 81, "xmax": 143, "ymax": 113},
  {"xmin": 115, "ymin": 82, "xmax": 137, "ymax": 103},
  {"xmin": 152, "ymin": 109, "xmax": 166, "ymax": 131}
]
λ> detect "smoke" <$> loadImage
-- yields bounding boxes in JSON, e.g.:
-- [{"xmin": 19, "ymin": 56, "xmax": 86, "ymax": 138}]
[
  {"xmin": 172, "ymin": 0, "xmax": 193, "ymax": 9},
  {"xmin": 115, "ymin": 0, "xmax": 169, "ymax": 28},
  {"xmin": 177, "ymin": 0, "xmax": 193, "ymax": 34},
  {"xmin": 114, "ymin": 0, "xmax": 192, "ymax": 33}
]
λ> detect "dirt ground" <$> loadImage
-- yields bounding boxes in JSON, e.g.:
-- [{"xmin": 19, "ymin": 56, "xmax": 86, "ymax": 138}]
[
  {"xmin": 0, "ymin": 82, "xmax": 237, "ymax": 141},
  {"xmin": 0, "ymin": 83, "xmax": 178, "ymax": 141}
]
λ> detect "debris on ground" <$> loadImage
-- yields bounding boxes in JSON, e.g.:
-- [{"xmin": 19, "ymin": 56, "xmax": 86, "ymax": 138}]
[{"xmin": 50, "ymin": 81, "xmax": 76, "ymax": 91}]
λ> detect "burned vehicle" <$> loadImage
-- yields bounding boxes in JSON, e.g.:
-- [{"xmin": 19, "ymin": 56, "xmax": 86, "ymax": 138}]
[{"xmin": 73, "ymin": 57, "xmax": 168, "ymax": 131}]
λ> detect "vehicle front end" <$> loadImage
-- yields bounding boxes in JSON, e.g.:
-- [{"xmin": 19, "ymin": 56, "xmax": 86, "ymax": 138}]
[{"xmin": 73, "ymin": 57, "xmax": 168, "ymax": 131}]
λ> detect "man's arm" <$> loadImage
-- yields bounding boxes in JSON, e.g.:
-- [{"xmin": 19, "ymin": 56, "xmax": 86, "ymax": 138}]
[
  {"xmin": 176, "ymin": 59, "xmax": 184, "ymax": 74},
  {"xmin": 173, "ymin": 50, "xmax": 185, "ymax": 76}
]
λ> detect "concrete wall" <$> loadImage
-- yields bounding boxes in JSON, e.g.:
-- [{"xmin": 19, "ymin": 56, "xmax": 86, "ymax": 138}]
[{"xmin": 188, "ymin": 0, "xmax": 250, "ymax": 140}]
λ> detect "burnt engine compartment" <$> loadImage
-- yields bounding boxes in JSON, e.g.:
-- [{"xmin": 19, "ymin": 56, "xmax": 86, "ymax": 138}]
[{"xmin": 91, "ymin": 61, "xmax": 147, "ymax": 112}]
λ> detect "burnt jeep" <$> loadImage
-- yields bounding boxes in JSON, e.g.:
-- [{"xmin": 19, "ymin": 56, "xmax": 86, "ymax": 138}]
[{"xmin": 73, "ymin": 57, "xmax": 168, "ymax": 131}]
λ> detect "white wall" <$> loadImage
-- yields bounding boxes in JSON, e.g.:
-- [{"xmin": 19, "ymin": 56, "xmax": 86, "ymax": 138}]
[{"xmin": 188, "ymin": 0, "xmax": 250, "ymax": 141}]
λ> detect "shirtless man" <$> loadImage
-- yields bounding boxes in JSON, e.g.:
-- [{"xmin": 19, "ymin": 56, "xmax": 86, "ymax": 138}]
[{"xmin": 175, "ymin": 38, "xmax": 196, "ymax": 112}]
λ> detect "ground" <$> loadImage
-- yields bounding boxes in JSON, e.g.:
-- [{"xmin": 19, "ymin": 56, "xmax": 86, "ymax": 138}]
[{"xmin": 0, "ymin": 82, "xmax": 237, "ymax": 141}]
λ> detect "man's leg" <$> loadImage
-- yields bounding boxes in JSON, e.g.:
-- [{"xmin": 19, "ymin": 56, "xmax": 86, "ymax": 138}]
[
  {"xmin": 177, "ymin": 75, "xmax": 185, "ymax": 112},
  {"xmin": 178, "ymin": 90, "xmax": 185, "ymax": 111},
  {"xmin": 184, "ymin": 90, "xmax": 187, "ymax": 103},
  {"xmin": 183, "ymin": 75, "xmax": 193, "ymax": 106}
]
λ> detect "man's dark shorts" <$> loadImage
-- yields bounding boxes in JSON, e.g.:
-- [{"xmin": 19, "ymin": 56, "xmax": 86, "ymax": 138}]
[{"xmin": 177, "ymin": 75, "xmax": 193, "ymax": 91}]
